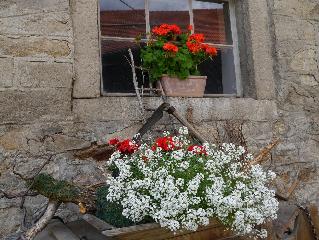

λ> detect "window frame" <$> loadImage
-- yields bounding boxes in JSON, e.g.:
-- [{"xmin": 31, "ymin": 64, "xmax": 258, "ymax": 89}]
[{"xmin": 99, "ymin": 0, "xmax": 242, "ymax": 97}]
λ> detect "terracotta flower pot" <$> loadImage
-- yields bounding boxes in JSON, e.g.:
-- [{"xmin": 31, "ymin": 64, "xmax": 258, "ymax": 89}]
[{"xmin": 158, "ymin": 75, "xmax": 207, "ymax": 97}]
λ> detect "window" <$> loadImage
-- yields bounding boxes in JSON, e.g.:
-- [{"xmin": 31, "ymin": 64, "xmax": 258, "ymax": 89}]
[{"xmin": 100, "ymin": 0, "xmax": 242, "ymax": 97}]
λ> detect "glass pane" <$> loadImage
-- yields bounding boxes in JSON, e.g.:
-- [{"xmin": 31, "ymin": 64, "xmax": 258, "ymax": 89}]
[
  {"xmin": 192, "ymin": 0, "xmax": 232, "ymax": 44},
  {"xmin": 199, "ymin": 47, "xmax": 236, "ymax": 94},
  {"xmin": 100, "ymin": 0, "xmax": 146, "ymax": 38},
  {"xmin": 101, "ymin": 39, "xmax": 149, "ymax": 93},
  {"xmin": 149, "ymin": 0, "xmax": 190, "ymax": 32}
]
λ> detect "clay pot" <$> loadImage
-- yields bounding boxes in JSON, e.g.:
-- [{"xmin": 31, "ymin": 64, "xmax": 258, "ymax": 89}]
[{"xmin": 159, "ymin": 75, "xmax": 207, "ymax": 97}]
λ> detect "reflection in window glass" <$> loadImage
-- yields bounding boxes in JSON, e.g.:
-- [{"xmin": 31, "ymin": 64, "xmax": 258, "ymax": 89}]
[
  {"xmin": 101, "ymin": 40, "xmax": 148, "ymax": 93},
  {"xmin": 193, "ymin": 0, "xmax": 232, "ymax": 44},
  {"xmin": 100, "ymin": 0, "xmax": 145, "ymax": 38},
  {"xmin": 149, "ymin": 0, "xmax": 190, "ymax": 32}
]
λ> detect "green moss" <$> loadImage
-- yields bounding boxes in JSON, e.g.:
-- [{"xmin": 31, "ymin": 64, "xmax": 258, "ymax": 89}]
[
  {"xmin": 95, "ymin": 186, "xmax": 153, "ymax": 228},
  {"xmin": 29, "ymin": 173, "xmax": 79, "ymax": 202}
]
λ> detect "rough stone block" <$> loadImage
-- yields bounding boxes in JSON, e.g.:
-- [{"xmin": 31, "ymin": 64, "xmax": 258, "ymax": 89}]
[
  {"xmin": 73, "ymin": 97, "xmax": 278, "ymax": 122},
  {"xmin": 276, "ymin": 40, "xmax": 316, "ymax": 59},
  {"xmin": 300, "ymin": 74, "xmax": 318, "ymax": 87},
  {"xmin": 290, "ymin": 47, "xmax": 318, "ymax": 75},
  {"xmin": 45, "ymin": 134, "xmax": 91, "ymax": 152},
  {"xmin": 15, "ymin": 61, "xmax": 73, "ymax": 88},
  {"xmin": 71, "ymin": 0, "xmax": 100, "ymax": 98},
  {"xmin": 274, "ymin": 16, "xmax": 317, "ymax": 42},
  {"xmin": 273, "ymin": 0, "xmax": 319, "ymax": 20},
  {"xmin": 0, "ymin": 128, "xmax": 27, "ymax": 151},
  {"xmin": 0, "ymin": 12, "xmax": 72, "ymax": 37},
  {"xmin": 0, "ymin": 36, "xmax": 71, "ymax": 58},
  {"xmin": 0, "ymin": 89, "xmax": 71, "ymax": 124},
  {"xmin": 246, "ymin": 0, "xmax": 276, "ymax": 99},
  {"xmin": 0, "ymin": 206, "xmax": 23, "ymax": 238},
  {"xmin": 0, "ymin": 57, "xmax": 13, "ymax": 87},
  {"xmin": 0, "ymin": 0, "xmax": 69, "ymax": 17}
]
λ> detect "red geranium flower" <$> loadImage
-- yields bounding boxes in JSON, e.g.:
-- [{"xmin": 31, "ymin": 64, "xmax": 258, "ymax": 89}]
[
  {"xmin": 188, "ymin": 33, "xmax": 205, "ymax": 43},
  {"xmin": 152, "ymin": 24, "xmax": 181, "ymax": 36},
  {"xmin": 109, "ymin": 138, "xmax": 120, "ymax": 146},
  {"xmin": 186, "ymin": 34, "xmax": 206, "ymax": 53},
  {"xmin": 188, "ymin": 25, "xmax": 193, "ymax": 31},
  {"xmin": 163, "ymin": 42, "xmax": 179, "ymax": 53},
  {"xmin": 186, "ymin": 41, "xmax": 202, "ymax": 53},
  {"xmin": 153, "ymin": 136, "xmax": 177, "ymax": 152},
  {"xmin": 117, "ymin": 139, "xmax": 139, "ymax": 154},
  {"xmin": 204, "ymin": 45, "xmax": 218, "ymax": 56}
]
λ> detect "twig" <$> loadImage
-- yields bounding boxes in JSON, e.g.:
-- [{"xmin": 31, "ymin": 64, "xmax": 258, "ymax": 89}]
[
  {"xmin": 20, "ymin": 200, "xmax": 61, "ymax": 240},
  {"xmin": 126, "ymin": 48, "xmax": 146, "ymax": 123},
  {"xmin": 249, "ymin": 139, "xmax": 280, "ymax": 166}
]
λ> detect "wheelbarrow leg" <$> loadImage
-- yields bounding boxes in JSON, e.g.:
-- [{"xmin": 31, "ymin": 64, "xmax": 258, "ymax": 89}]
[{"xmin": 135, "ymin": 103, "xmax": 206, "ymax": 144}]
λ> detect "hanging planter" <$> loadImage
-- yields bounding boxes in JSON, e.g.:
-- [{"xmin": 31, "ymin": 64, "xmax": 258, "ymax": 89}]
[{"xmin": 140, "ymin": 24, "xmax": 217, "ymax": 97}]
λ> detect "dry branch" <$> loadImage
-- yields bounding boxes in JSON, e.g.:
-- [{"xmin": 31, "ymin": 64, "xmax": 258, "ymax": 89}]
[
  {"xmin": 250, "ymin": 139, "xmax": 280, "ymax": 166},
  {"xmin": 20, "ymin": 200, "xmax": 61, "ymax": 240}
]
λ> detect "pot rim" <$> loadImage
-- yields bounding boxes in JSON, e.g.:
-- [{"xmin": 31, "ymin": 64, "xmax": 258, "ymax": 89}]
[{"xmin": 161, "ymin": 74, "xmax": 207, "ymax": 80}]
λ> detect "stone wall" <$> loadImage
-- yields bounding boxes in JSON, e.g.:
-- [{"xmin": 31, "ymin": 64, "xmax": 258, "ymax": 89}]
[
  {"xmin": 0, "ymin": 0, "xmax": 318, "ymax": 238},
  {"xmin": 270, "ymin": 0, "xmax": 319, "ymax": 204}
]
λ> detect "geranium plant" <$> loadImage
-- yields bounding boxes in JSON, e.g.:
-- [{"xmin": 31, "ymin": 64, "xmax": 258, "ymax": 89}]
[
  {"xmin": 105, "ymin": 127, "xmax": 278, "ymax": 238},
  {"xmin": 141, "ymin": 24, "xmax": 218, "ymax": 83}
]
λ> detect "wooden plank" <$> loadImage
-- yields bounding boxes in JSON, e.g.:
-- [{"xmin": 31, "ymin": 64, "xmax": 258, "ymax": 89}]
[
  {"xmin": 83, "ymin": 214, "xmax": 115, "ymax": 231},
  {"xmin": 102, "ymin": 219, "xmax": 236, "ymax": 240}
]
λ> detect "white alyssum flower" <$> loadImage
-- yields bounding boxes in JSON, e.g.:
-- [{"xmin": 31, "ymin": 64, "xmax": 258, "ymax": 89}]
[{"xmin": 106, "ymin": 126, "xmax": 278, "ymax": 238}]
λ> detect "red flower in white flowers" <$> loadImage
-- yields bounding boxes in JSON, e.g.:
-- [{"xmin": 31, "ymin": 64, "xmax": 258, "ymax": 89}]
[
  {"xmin": 152, "ymin": 136, "xmax": 178, "ymax": 152},
  {"xmin": 109, "ymin": 138, "xmax": 120, "ymax": 146},
  {"xmin": 188, "ymin": 145, "xmax": 207, "ymax": 155},
  {"xmin": 117, "ymin": 139, "xmax": 139, "ymax": 154}
]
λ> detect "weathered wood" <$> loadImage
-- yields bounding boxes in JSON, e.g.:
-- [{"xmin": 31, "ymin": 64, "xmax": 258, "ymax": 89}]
[
  {"xmin": 102, "ymin": 219, "xmax": 237, "ymax": 240},
  {"xmin": 74, "ymin": 142, "xmax": 115, "ymax": 161},
  {"xmin": 83, "ymin": 214, "xmax": 115, "ymax": 231},
  {"xmin": 250, "ymin": 139, "xmax": 280, "ymax": 166},
  {"xmin": 166, "ymin": 105, "xmax": 207, "ymax": 144},
  {"xmin": 22, "ymin": 200, "xmax": 61, "ymax": 240},
  {"xmin": 134, "ymin": 102, "xmax": 170, "ymax": 142}
]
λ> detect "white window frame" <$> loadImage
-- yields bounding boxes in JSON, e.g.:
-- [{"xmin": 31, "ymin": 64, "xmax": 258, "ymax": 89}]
[{"xmin": 100, "ymin": 0, "xmax": 242, "ymax": 97}]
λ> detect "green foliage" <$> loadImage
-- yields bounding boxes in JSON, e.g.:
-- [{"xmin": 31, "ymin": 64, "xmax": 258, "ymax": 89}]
[
  {"xmin": 95, "ymin": 186, "xmax": 153, "ymax": 228},
  {"xmin": 141, "ymin": 34, "xmax": 197, "ymax": 83},
  {"xmin": 140, "ymin": 27, "xmax": 215, "ymax": 83},
  {"xmin": 29, "ymin": 173, "xmax": 79, "ymax": 202}
]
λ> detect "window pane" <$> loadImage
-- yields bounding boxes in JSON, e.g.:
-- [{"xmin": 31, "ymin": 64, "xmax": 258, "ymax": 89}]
[
  {"xmin": 149, "ymin": 0, "xmax": 190, "ymax": 32},
  {"xmin": 192, "ymin": 0, "xmax": 232, "ymax": 44},
  {"xmin": 101, "ymin": 39, "xmax": 149, "ymax": 93},
  {"xmin": 200, "ymin": 47, "xmax": 236, "ymax": 94},
  {"xmin": 100, "ymin": 0, "xmax": 146, "ymax": 38}
]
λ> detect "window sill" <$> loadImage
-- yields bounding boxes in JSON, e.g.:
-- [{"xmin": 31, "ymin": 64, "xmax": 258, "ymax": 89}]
[
  {"xmin": 101, "ymin": 92, "xmax": 238, "ymax": 98},
  {"xmin": 73, "ymin": 96, "xmax": 278, "ymax": 123}
]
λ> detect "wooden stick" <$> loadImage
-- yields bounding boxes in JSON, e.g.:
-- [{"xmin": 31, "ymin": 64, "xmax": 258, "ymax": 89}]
[
  {"xmin": 166, "ymin": 106, "xmax": 206, "ymax": 144},
  {"xmin": 21, "ymin": 200, "xmax": 61, "ymax": 240},
  {"xmin": 127, "ymin": 48, "xmax": 146, "ymax": 123},
  {"xmin": 249, "ymin": 139, "xmax": 280, "ymax": 166}
]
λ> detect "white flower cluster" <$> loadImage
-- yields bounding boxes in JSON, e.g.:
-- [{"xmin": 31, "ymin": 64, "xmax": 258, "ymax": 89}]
[{"xmin": 106, "ymin": 127, "xmax": 278, "ymax": 238}]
